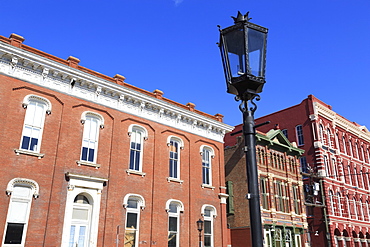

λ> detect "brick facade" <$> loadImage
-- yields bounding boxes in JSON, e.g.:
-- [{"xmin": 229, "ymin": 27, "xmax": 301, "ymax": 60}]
[
  {"xmin": 225, "ymin": 128, "xmax": 308, "ymax": 247},
  {"xmin": 0, "ymin": 34, "xmax": 233, "ymax": 247},
  {"xmin": 255, "ymin": 95, "xmax": 370, "ymax": 247}
]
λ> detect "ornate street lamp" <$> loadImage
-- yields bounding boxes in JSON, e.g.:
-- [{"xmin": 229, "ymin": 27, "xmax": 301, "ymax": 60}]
[
  {"xmin": 196, "ymin": 219, "xmax": 204, "ymax": 247},
  {"xmin": 219, "ymin": 11, "xmax": 268, "ymax": 101},
  {"xmin": 218, "ymin": 11, "xmax": 268, "ymax": 247}
]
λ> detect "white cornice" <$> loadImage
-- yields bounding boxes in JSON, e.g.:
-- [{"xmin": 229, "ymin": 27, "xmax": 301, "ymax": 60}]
[
  {"xmin": 314, "ymin": 102, "xmax": 370, "ymax": 142},
  {"xmin": 0, "ymin": 42, "xmax": 233, "ymax": 142}
]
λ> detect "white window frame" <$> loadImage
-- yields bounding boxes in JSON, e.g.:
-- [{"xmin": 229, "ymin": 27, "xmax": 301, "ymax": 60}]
[
  {"xmin": 61, "ymin": 173, "xmax": 107, "ymax": 247},
  {"xmin": 128, "ymin": 125, "xmax": 148, "ymax": 172},
  {"xmin": 327, "ymin": 128, "xmax": 332, "ymax": 147},
  {"xmin": 80, "ymin": 112, "xmax": 104, "ymax": 164},
  {"xmin": 19, "ymin": 95, "xmax": 51, "ymax": 153},
  {"xmin": 336, "ymin": 192, "xmax": 342, "ymax": 217},
  {"xmin": 166, "ymin": 200, "xmax": 184, "ymax": 247},
  {"xmin": 2, "ymin": 178, "xmax": 39, "ymax": 247},
  {"xmin": 295, "ymin": 125, "xmax": 304, "ymax": 146},
  {"xmin": 342, "ymin": 137, "xmax": 347, "ymax": 154},
  {"xmin": 200, "ymin": 146, "xmax": 214, "ymax": 187},
  {"xmin": 201, "ymin": 205, "xmax": 217, "ymax": 247},
  {"xmin": 167, "ymin": 136, "xmax": 184, "ymax": 180},
  {"xmin": 123, "ymin": 194, "xmax": 145, "ymax": 247}
]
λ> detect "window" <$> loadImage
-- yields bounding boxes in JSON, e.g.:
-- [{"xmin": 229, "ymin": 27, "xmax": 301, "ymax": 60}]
[
  {"xmin": 202, "ymin": 205, "xmax": 216, "ymax": 247},
  {"xmin": 292, "ymin": 185, "xmax": 301, "ymax": 215},
  {"xmin": 124, "ymin": 194, "xmax": 145, "ymax": 247},
  {"xmin": 295, "ymin": 125, "xmax": 304, "ymax": 146},
  {"xmin": 201, "ymin": 146, "xmax": 214, "ymax": 186},
  {"xmin": 68, "ymin": 194, "xmax": 92, "ymax": 247},
  {"xmin": 275, "ymin": 181, "xmax": 288, "ymax": 213},
  {"xmin": 329, "ymin": 190, "xmax": 335, "ymax": 215},
  {"xmin": 168, "ymin": 138, "xmax": 181, "ymax": 179},
  {"xmin": 260, "ymin": 177, "xmax": 269, "ymax": 210},
  {"xmin": 61, "ymin": 173, "xmax": 107, "ymax": 247},
  {"xmin": 80, "ymin": 112, "xmax": 103, "ymax": 163},
  {"xmin": 300, "ymin": 157, "xmax": 308, "ymax": 173},
  {"xmin": 327, "ymin": 128, "xmax": 332, "ymax": 147},
  {"xmin": 332, "ymin": 159, "xmax": 337, "ymax": 179},
  {"xmin": 275, "ymin": 228, "xmax": 283, "ymax": 247},
  {"xmin": 3, "ymin": 179, "xmax": 39, "ymax": 246},
  {"xmin": 342, "ymin": 137, "xmax": 347, "ymax": 154},
  {"xmin": 336, "ymin": 193, "xmax": 342, "ymax": 217},
  {"xmin": 324, "ymin": 155, "xmax": 330, "ymax": 177},
  {"xmin": 282, "ymin": 129, "xmax": 288, "ymax": 138},
  {"xmin": 20, "ymin": 95, "xmax": 51, "ymax": 152},
  {"xmin": 348, "ymin": 140, "xmax": 353, "ymax": 157},
  {"xmin": 129, "ymin": 126, "xmax": 147, "ymax": 171},
  {"xmin": 319, "ymin": 124, "xmax": 324, "ymax": 143},
  {"xmin": 167, "ymin": 200, "xmax": 184, "ymax": 247}
]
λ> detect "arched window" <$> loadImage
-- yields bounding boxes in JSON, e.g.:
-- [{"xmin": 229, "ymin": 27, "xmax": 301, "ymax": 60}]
[
  {"xmin": 124, "ymin": 194, "xmax": 145, "ymax": 247},
  {"xmin": 348, "ymin": 140, "xmax": 353, "ymax": 157},
  {"xmin": 80, "ymin": 112, "xmax": 104, "ymax": 163},
  {"xmin": 324, "ymin": 155, "xmax": 330, "ymax": 177},
  {"xmin": 260, "ymin": 177, "xmax": 269, "ymax": 210},
  {"xmin": 352, "ymin": 197, "xmax": 358, "ymax": 220},
  {"xmin": 361, "ymin": 146, "xmax": 365, "ymax": 161},
  {"xmin": 201, "ymin": 146, "xmax": 214, "ymax": 186},
  {"xmin": 355, "ymin": 143, "xmax": 360, "ymax": 159},
  {"xmin": 167, "ymin": 200, "xmax": 184, "ymax": 247},
  {"xmin": 345, "ymin": 195, "xmax": 351, "ymax": 218},
  {"xmin": 167, "ymin": 136, "xmax": 183, "ymax": 180},
  {"xmin": 366, "ymin": 201, "xmax": 370, "ymax": 221},
  {"xmin": 20, "ymin": 95, "xmax": 51, "ymax": 152},
  {"xmin": 319, "ymin": 124, "xmax": 324, "ymax": 143},
  {"xmin": 336, "ymin": 192, "xmax": 342, "ymax": 217},
  {"xmin": 327, "ymin": 128, "xmax": 332, "ymax": 147},
  {"xmin": 128, "ymin": 125, "xmax": 147, "ymax": 172},
  {"xmin": 342, "ymin": 137, "xmax": 347, "ymax": 154},
  {"xmin": 68, "ymin": 194, "xmax": 92, "ymax": 247},
  {"xmin": 353, "ymin": 167, "xmax": 358, "ymax": 187},
  {"xmin": 331, "ymin": 159, "xmax": 337, "ymax": 179},
  {"xmin": 3, "ymin": 179, "xmax": 39, "ymax": 245},
  {"xmin": 201, "ymin": 205, "xmax": 217, "ymax": 247},
  {"xmin": 358, "ymin": 198, "xmax": 364, "ymax": 221},
  {"xmin": 329, "ymin": 190, "xmax": 335, "ymax": 215},
  {"xmin": 347, "ymin": 164, "xmax": 352, "ymax": 185}
]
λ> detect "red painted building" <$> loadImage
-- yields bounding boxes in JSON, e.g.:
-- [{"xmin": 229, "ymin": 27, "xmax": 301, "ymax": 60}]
[
  {"xmin": 251, "ymin": 95, "xmax": 370, "ymax": 247},
  {"xmin": 0, "ymin": 33, "xmax": 233, "ymax": 247},
  {"xmin": 225, "ymin": 128, "xmax": 308, "ymax": 247}
]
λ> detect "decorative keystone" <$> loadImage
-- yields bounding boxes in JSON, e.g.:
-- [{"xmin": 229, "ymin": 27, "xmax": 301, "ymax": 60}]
[
  {"xmin": 9, "ymin": 33, "xmax": 25, "ymax": 48},
  {"xmin": 67, "ymin": 56, "xmax": 80, "ymax": 68},
  {"xmin": 214, "ymin": 113, "xmax": 224, "ymax": 122},
  {"xmin": 114, "ymin": 74, "xmax": 126, "ymax": 86},
  {"xmin": 186, "ymin": 102, "xmax": 195, "ymax": 112},
  {"xmin": 153, "ymin": 89, "xmax": 164, "ymax": 99}
]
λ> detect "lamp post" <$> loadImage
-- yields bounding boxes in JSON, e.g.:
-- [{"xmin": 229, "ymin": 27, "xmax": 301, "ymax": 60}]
[
  {"xmin": 218, "ymin": 11, "xmax": 268, "ymax": 247},
  {"xmin": 197, "ymin": 219, "xmax": 204, "ymax": 247}
]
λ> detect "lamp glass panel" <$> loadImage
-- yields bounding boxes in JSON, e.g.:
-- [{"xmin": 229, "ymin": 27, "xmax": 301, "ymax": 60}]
[
  {"xmin": 247, "ymin": 28, "xmax": 266, "ymax": 77},
  {"xmin": 224, "ymin": 28, "xmax": 246, "ymax": 78}
]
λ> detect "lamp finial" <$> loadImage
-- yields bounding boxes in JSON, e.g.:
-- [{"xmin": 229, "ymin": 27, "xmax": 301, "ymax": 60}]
[{"xmin": 232, "ymin": 11, "xmax": 252, "ymax": 23}]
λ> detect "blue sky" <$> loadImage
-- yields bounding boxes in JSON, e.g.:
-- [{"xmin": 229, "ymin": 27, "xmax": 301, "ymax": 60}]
[{"xmin": 1, "ymin": 0, "xmax": 370, "ymax": 128}]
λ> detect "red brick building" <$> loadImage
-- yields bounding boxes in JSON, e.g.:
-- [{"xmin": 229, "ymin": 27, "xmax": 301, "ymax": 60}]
[
  {"xmin": 224, "ymin": 128, "xmax": 308, "ymax": 247},
  {"xmin": 0, "ymin": 34, "xmax": 233, "ymax": 247},
  {"xmin": 252, "ymin": 95, "xmax": 370, "ymax": 247}
]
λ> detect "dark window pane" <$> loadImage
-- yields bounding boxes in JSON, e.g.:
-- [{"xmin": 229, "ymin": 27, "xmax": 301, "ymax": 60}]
[
  {"xmin": 135, "ymin": 151, "xmax": 140, "ymax": 170},
  {"xmin": 21, "ymin": 136, "xmax": 30, "ymax": 150},
  {"xmin": 168, "ymin": 232, "xmax": 177, "ymax": 247},
  {"xmin": 30, "ymin": 138, "xmax": 38, "ymax": 151},
  {"xmin": 168, "ymin": 217, "xmax": 177, "ymax": 231},
  {"xmin": 126, "ymin": 213, "xmax": 138, "ymax": 229},
  {"xmin": 81, "ymin": 147, "xmax": 88, "ymax": 161},
  {"xmin": 88, "ymin": 148, "xmax": 94, "ymax": 162},
  {"xmin": 204, "ymin": 220, "xmax": 211, "ymax": 234},
  {"xmin": 4, "ymin": 223, "xmax": 24, "ymax": 244},
  {"xmin": 129, "ymin": 150, "xmax": 135, "ymax": 169},
  {"xmin": 204, "ymin": 235, "xmax": 211, "ymax": 247}
]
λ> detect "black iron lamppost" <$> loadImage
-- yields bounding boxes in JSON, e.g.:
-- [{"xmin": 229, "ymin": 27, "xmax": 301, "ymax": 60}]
[
  {"xmin": 196, "ymin": 219, "xmax": 204, "ymax": 247},
  {"xmin": 218, "ymin": 11, "xmax": 268, "ymax": 247}
]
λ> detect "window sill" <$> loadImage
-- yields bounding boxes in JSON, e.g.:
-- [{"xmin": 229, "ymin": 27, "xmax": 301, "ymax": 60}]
[
  {"xmin": 76, "ymin": 160, "xmax": 101, "ymax": 169},
  {"xmin": 201, "ymin": 184, "xmax": 215, "ymax": 190},
  {"xmin": 14, "ymin": 149, "xmax": 44, "ymax": 159},
  {"xmin": 167, "ymin": 177, "xmax": 184, "ymax": 184},
  {"xmin": 126, "ymin": 169, "xmax": 146, "ymax": 177}
]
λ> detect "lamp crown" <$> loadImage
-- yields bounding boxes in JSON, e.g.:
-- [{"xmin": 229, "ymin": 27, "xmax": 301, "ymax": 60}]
[{"xmin": 232, "ymin": 11, "xmax": 252, "ymax": 23}]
